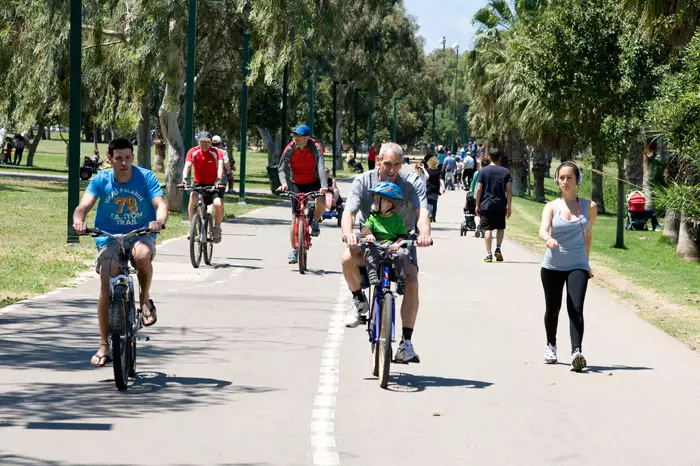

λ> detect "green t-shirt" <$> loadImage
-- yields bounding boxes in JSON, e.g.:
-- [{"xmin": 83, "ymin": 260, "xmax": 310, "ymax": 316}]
[
  {"xmin": 470, "ymin": 170, "xmax": 480, "ymax": 193},
  {"xmin": 363, "ymin": 213, "xmax": 408, "ymax": 241}
]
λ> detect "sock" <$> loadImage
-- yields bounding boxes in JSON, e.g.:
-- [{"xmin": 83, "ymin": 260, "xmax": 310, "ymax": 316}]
[
  {"xmin": 352, "ymin": 289, "xmax": 365, "ymax": 302},
  {"xmin": 402, "ymin": 327, "xmax": 413, "ymax": 341},
  {"xmin": 496, "ymin": 244, "xmax": 501, "ymax": 250}
]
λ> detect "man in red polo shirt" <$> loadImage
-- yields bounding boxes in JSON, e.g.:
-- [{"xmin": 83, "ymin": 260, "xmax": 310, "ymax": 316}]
[
  {"xmin": 277, "ymin": 124, "xmax": 328, "ymax": 264},
  {"xmin": 181, "ymin": 132, "xmax": 225, "ymax": 243}
]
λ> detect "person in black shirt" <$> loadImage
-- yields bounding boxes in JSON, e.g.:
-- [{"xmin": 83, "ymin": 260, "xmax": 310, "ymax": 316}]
[{"xmin": 475, "ymin": 148, "xmax": 512, "ymax": 262}]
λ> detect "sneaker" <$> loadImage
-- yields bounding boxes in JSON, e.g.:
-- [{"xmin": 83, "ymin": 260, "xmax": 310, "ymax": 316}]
[
  {"xmin": 544, "ymin": 344, "xmax": 557, "ymax": 364},
  {"xmin": 344, "ymin": 294, "xmax": 368, "ymax": 328},
  {"xmin": 475, "ymin": 227, "xmax": 481, "ymax": 238},
  {"xmin": 212, "ymin": 225, "xmax": 222, "ymax": 243},
  {"xmin": 571, "ymin": 349, "xmax": 587, "ymax": 372},
  {"xmin": 495, "ymin": 248, "xmax": 504, "ymax": 262},
  {"xmin": 288, "ymin": 249, "xmax": 298, "ymax": 264},
  {"xmin": 484, "ymin": 253, "xmax": 493, "ymax": 263},
  {"xmin": 395, "ymin": 339, "xmax": 420, "ymax": 363},
  {"xmin": 310, "ymin": 220, "xmax": 321, "ymax": 237}
]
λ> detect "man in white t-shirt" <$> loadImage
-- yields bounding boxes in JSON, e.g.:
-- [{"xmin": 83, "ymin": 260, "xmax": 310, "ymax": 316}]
[{"xmin": 463, "ymin": 151, "xmax": 476, "ymax": 189}]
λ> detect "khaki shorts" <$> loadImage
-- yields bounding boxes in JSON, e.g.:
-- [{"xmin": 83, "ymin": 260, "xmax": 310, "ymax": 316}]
[{"xmin": 95, "ymin": 235, "xmax": 156, "ymax": 273}]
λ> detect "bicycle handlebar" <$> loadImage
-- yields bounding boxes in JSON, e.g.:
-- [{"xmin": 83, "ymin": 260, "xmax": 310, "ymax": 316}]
[
  {"xmin": 83, "ymin": 225, "xmax": 165, "ymax": 238},
  {"xmin": 178, "ymin": 184, "xmax": 222, "ymax": 193},
  {"xmin": 278, "ymin": 191, "xmax": 322, "ymax": 199}
]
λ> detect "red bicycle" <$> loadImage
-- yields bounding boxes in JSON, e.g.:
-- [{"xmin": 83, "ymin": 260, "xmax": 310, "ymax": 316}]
[{"xmin": 281, "ymin": 191, "xmax": 320, "ymax": 274}]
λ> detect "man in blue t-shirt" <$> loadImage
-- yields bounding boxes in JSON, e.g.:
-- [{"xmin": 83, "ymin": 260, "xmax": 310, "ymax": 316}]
[
  {"xmin": 475, "ymin": 148, "xmax": 512, "ymax": 263},
  {"xmin": 73, "ymin": 137, "xmax": 168, "ymax": 367}
]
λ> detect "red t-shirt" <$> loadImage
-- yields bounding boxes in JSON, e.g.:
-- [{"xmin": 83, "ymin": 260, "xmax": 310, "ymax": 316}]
[
  {"xmin": 186, "ymin": 146, "xmax": 224, "ymax": 184},
  {"xmin": 368, "ymin": 147, "xmax": 377, "ymax": 162},
  {"xmin": 281, "ymin": 138, "xmax": 323, "ymax": 185}
]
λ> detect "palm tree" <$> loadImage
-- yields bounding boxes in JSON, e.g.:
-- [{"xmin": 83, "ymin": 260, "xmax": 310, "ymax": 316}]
[{"xmin": 621, "ymin": 0, "xmax": 699, "ymax": 47}]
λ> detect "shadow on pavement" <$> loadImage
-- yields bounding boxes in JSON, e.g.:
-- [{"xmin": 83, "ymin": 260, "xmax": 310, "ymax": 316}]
[
  {"xmin": 0, "ymin": 452, "xmax": 272, "ymax": 466},
  {"xmin": 307, "ymin": 269, "xmax": 343, "ymax": 276},
  {"xmin": 212, "ymin": 263, "xmax": 263, "ymax": 270},
  {"xmin": 0, "ymin": 371, "xmax": 273, "ymax": 423},
  {"xmin": 584, "ymin": 364, "xmax": 653, "ymax": 373},
  {"xmin": 227, "ymin": 217, "xmax": 289, "ymax": 227},
  {"xmin": 387, "ymin": 372, "xmax": 494, "ymax": 392}
]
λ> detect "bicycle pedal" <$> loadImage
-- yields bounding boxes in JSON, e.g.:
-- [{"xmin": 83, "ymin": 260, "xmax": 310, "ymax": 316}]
[
  {"xmin": 392, "ymin": 359, "xmax": 409, "ymax": 365},
  {"xmin": 137, "ymin": 335, "xmax": 150, "ymax": 341}
]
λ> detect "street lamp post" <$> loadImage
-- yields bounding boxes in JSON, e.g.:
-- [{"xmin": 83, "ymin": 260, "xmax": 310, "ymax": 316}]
[
  {"xmin": 452, "ymin": 43, "xmax": 460, "ymax": 153},
  {"xmin": 439, "ymin": 36, "xmax": 446, "ymax": 118},
  {"xmin": 392, "ymin": 96, "xmax": 404, "ymax": 142},
  {"xmin": 67, "ymin": 0, "xmax": 82, "ymax": 243},
  {"xmin": 238, "ymin": 31, "xmax": 250, "ymax": 205}
]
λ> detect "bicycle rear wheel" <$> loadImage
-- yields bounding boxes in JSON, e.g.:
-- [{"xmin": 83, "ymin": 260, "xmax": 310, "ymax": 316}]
[
  {"xmin": 378, "ymin": 292, "xmax": 393, "ymax": 389},
  {"xmin": 297, "ymin": 222, "xmax": 307, "ymax": 274},
  {"xmin": 110, "ymin": 285, "xmax": 130, "ymax": 391},
  {"xmin": 203, "ymin": 214, "xmax": 214, "ymax": 265},
  {"xmin": 189, "ymin": 211, "xmax": 203, "ymax": 268}
]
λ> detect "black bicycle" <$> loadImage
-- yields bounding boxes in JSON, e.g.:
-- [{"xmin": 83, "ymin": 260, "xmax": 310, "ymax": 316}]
[
  {"xmin": 86, "ymin": 226, "xmax": 162, "ymax": 391},
  {"xmin": 179, "ymin": 184, "xmax": 220, "ymax": 268}
]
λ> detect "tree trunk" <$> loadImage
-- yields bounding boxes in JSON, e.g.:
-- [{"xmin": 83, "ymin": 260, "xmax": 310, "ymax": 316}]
[
  {"xmin": 591, "ymin": 137, "xmax": 606, "ymax": 214},
  {"xmin": 676, "ymin": 216, "xmax": 700, "ymax": 261},
  {"xmin": 137, "ymin": 95, "xmax": 151, "ymax": 169},
  {"xmin": 615, "ymin": 154, "xmax": 625, "ymax": 248},
  {"xmin": 258, "ymin": 126, "xmax": 281, "ymax": 168},
  {"xmin": 663, "ymin": 210, "xmax": 681, "ymax": 244},
  {"xmin": 532, "ymin": 143, "xmax": 547, "ymax": 202},
  {"xmin": 625, "ymin": 136, "xmax": 644, "ymax": 190},
  {"xmin": 334, "ymin": 87, "xmax": 347, "ymax": 171},
  {"xmin": 26, "ymin": 122, "xmax": 45, "ymax": 166},
  {"xmin": 505, "ymin": 132, "xmax": 526, "ymax": 197},
  {"xmin": 153, "ymin": 118, "xmax": 166, "ymax": 173},
  {"xmin": 159, "ymin": 19, "xmax": 187, "ymax": 211}
]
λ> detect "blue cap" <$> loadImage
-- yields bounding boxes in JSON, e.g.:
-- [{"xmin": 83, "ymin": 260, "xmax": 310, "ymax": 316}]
[{"xmin": 292, "ymin": 124, "xmax": 311, "ymax": 136}]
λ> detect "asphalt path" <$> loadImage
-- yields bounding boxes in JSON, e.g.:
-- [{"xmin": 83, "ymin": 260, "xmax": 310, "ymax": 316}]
[{"xmin": 1, "ymin": 175, "xmax": 700, "ymax": 465}]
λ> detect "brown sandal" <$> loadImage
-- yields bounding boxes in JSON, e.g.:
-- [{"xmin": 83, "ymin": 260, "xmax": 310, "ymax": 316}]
[
  {"xmin": 91, "ymin": 343, "xmax": 111, "ymax": 367},
  {"xmin": 142, "ymin": 299, "xmax": 157, "ymax": 327}
]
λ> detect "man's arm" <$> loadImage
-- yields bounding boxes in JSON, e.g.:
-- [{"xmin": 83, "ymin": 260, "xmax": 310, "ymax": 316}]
[
  {"xmin": 217, "ymin": 159, "xmax": 224, "ymax": 183},
  {"xmin": 475, "ymin": 183, "xmax": 483, "ymax": 216},
  {"xmin": 506, "ymin": 181, "xmax": 513, "ymax": 218},
  {"xmin": 278, "ymin": 145, "xmax": 292, "ymax": 188},
  {"xmin": 72, "ymin": 192, "xmax": 98, "ymax": 234},
  {"xmin": 341, "ymin": 209, "xmax": 358, "ymax": 246},
  {"xmin": 182, "ymin": 160, "xmax": 192, "ymax": 183},
  {"xmin": 314, "ymin": 145, "xmax": 328, "ymax": 192},
  {"xmin": 416, "ymin": 207, "xmax": 431, "ymax": 246},
  {"xmin": 150, "ymin": 196, "xmax": 169, "ymax": 232}
]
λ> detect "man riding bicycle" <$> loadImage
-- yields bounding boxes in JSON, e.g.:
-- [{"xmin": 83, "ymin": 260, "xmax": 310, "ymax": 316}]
[
  {"xmin": 277, "ymin": 124, "xmax": 328, "ymax": 264},
  {"xmin": 181, "ymin": 131, "xmax": 225, "ymax": 243},
  {"xmin": 72, "ymin": 137, "xmax": 168, "ymax": 367},
  {"xmin": 341, "ymin": 142, "xmax": 432, "ymax": 363}
]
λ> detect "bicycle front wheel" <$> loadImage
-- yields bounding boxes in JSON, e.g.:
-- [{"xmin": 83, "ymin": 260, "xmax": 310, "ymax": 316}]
[
  {"xmin": 203, "ymin": 214, "xmax": 214, "ymax": 265},
  {"xmin": 297, "ymin": 221, "xmax": 307, "ymax": 274},
  {"xmin": 369, "ymin": 288, "xmax": 379, "ymax": 377},
  {"xmin": 378, "ymin": 292, "xmax": 393, "ymax": 389},
  {"xmin": 189, "ymin": 212, "xmax": 203, "ymax": 268},
  {"xmin": 110, "ymin": 285, "xmax": 130, "ymax": 391}
]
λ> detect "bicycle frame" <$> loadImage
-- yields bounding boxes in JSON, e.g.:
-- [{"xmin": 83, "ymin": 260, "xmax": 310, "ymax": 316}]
[{"xmin": 369, "ymin": 259, "xmax": 396, "ymax": 345}]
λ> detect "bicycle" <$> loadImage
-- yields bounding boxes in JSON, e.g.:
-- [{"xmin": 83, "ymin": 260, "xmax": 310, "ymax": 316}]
[
  {"xmin": 358, "ymin": 236, "xmax": 419, "ymax": 389},
  {"xmin": 85, "ymin": 226, "xmax": 162, "ymax": 391},
  {"xmin": 280, "ymin": 190, "xmax": 320, "ymax": 274},
  {"xmin": 179, "ymin": 184, "xmax": 220, "ymax": 268}
]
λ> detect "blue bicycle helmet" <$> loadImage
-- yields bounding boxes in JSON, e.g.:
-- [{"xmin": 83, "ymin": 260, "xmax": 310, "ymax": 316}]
[{"xmin": 369, "ymin": 181, "xmax": 403, "ymax": 200}]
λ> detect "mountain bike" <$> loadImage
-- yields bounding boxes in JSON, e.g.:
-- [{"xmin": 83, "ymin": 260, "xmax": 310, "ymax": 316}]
[
  {"xmin": 86, "ymin": 226, "xmax": 162, "ymax": 391},
  {"xmin": 179, "ymin": 184, "xmax": 220, "ymax": 268},
  {"xmin": 280, "ymin": 191, "xmax": 320, "ymax": 274},
  {"xmin": 358, "ymin": 236, "xmax": 418, "ymax": 389}
]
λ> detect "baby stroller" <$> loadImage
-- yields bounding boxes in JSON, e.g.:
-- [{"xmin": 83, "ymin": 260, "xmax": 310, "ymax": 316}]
[
  {"xmin": 460, "ymin": 191, "xmax": 478, "ymax": 237},
  {"xmin": 626, "ymin": 191, "xmax": 648, "ymax": 231}
]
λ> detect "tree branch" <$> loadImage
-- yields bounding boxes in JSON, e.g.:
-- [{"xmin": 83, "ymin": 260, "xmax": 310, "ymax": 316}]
[
  {"xmin": 82, "ymin": 40, "xmax": 124, "ymax": 51},
  {"xmin": 82, "ymin": 24, "xmax": 127, "ymax": 41}
]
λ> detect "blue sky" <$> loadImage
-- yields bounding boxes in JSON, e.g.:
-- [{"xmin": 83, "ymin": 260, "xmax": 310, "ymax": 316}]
[{"xmin": 403, "ymin": 0, "xmax": 490, "ymax": 53}]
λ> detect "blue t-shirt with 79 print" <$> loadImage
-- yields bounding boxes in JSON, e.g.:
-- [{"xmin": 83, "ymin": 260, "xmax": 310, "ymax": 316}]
[{"xmin": 86, "ymin": 166, "xmax": 163, "ymax": 249}]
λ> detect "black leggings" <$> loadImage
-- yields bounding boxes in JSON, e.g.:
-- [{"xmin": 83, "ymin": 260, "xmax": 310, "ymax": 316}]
[{"xmin": 541, "ymin": 268, "xmax": 589, "ymax": 352}]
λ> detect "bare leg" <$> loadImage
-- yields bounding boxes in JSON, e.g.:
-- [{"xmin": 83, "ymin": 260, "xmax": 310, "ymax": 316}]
[
  {"xmin": 213, "ymin": 197, "xmax": 224, "ymax": 225},
  {"xmin": 93, "ymin": 258, "xmax": 119, "ymax": 365},
  {"xmin": 400, "ymin": 264, "xmax": 419, "ymax": 328},
  {"xmin": 342, "ymin": 246, "xmax": 363, "ymax": 292},
  {"xmin": 314, "ymin": 196, "xmax": 325, "ymax": 221},
  {"xmin": 132, "ymin": 244, "xmax": 154, "ymax": 323},
  {"xmin": 496, "ymin": 229, "xmax": 505, "ymax": 246},
  {"xmin": 484, "ymin": 229, "xmax": 493, "ymax": 253},
  {"xmin": 187, "ymin": 192, "xmax": 198, "ymax": 222},
  {"xmin": 289, "ymin": 214, "xmax": 296, "ymax": 249}
]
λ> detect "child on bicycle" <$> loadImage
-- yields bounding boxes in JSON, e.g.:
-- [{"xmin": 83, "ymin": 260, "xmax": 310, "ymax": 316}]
[{"xmin": 361, "ymin": 181, "xmax": 410, "ymax": 295}]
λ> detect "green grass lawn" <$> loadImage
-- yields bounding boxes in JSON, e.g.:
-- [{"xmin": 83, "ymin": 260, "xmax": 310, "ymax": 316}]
[
  {"xmin": 0, "ymin": 138, "xmax": 356, "ymax": 191},
  {"xmin": 0, "ymin": 178, "xmax": 281, "ymax": 308},
  {"xmin": 508, "ymin": 170, "xmax": 700, "ymax": 349}
]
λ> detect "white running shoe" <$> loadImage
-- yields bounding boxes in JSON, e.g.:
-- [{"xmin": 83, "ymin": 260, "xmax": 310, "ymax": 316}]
[
  {"xmin": 395, "ymin": 339, "xmax": 420, "ymax": 363},
  {"xmin": 544, "ymin": 344, "xmax": 557, "ymax": 364},
  {"xmin": 344, "ymin": 294, "xmax": 368, "ymax": 328},
  {"xmin": 571, "ymin": 349, "xmax": 587, "ymax": 372}
]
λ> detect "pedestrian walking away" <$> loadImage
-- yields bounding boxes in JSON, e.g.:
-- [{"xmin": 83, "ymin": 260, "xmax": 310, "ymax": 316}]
[
  {"xmin": 538, "ymin": 161, "xmax": 598, "ymax": 372},
  {"xmin": 341, "ymin": 142, "xmax": 432, "ymax": 363},
  {"xmin": 475, "ymin": 148, "xmax": 512, "ymax": 262},
  {"xmin": 424, "ymin": 154, "xmax": 445, "ymax": 222},
  {"xmin": 367, "ymin": 144, "xmax": 377, "ymax": 170}
]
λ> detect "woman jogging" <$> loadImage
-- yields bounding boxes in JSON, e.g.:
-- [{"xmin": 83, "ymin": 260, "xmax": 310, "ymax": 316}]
[{"xmin": 538, "ymin": 161, "xmax": 597, "ymax": 372}]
